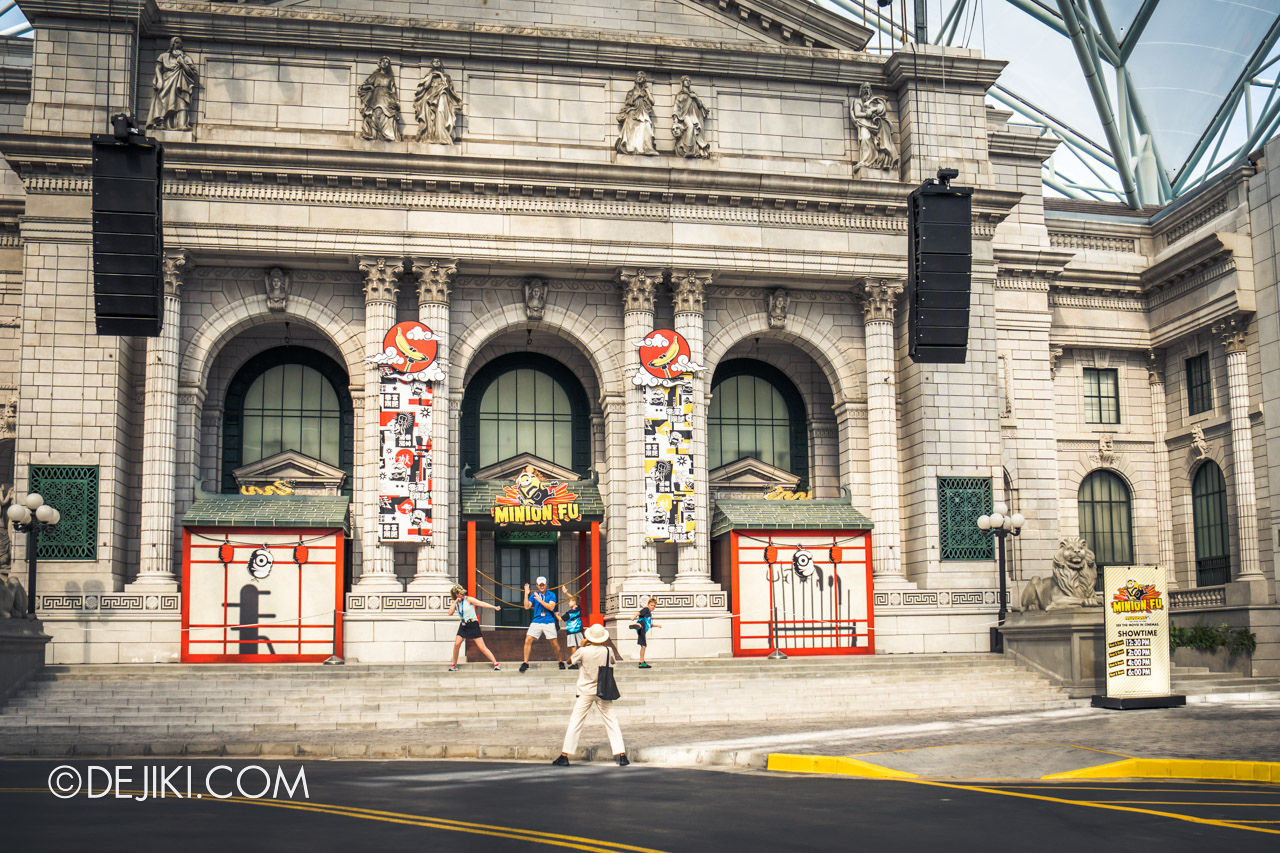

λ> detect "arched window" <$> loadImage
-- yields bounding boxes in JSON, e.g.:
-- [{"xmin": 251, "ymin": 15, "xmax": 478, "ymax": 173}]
[
  {"xmin": 460, "ymin": 353, "xmax": 590, "ymax": 475},
  {"xmin": 1192, "ymin": 461, "xmax": 1230, "ymax": 586},
  {"xmin": 709, "ymin": 359, "xmax": 808, "ymax": 487},
  {"xmin": 1078, "ymin": 470, "xmax": 1133, "ymax": 568},
  {"xmin": 222, "ymin": 348, "xmax": 353, "ymax": 493}
]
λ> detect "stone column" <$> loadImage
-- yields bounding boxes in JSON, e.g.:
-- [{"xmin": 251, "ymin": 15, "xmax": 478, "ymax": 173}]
[
  {"xmin": 671, "ymin": 270, "xmax": 715, "ymax": 588},
  {"xmin": 132, "ymin": 250, "xmax": 189, "ymax": 590},
  {"xmin": 620, "ymin": 268, "xmax": 661, "ymax": 588},
  {"xmin": 355, "ymin": 257, "xmax": 404, "ymax": 590},
  {"xmin": 859, "ymin": 278, "xmax": 907, "ymax": 584},
  {"xmin": 1214, "ymin": 316, "xmax": 1264, "ymax": 581},
  {"xmin": 409, "ymin": 258, "xmax": 457, "ymax": 593},
  {"xmin": 1147, "ymin": 350, "xmax": 1177, "ymax": 585}
]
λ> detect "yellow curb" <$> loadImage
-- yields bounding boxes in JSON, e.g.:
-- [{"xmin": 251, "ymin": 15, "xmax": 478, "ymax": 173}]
[
  {"xmin": 766, "ymin": 753, "xmax": 919, "ymax": 779},
  {"xmin": 1044, "ymin": 759, "xmax": 1280, "ymax": 783}
]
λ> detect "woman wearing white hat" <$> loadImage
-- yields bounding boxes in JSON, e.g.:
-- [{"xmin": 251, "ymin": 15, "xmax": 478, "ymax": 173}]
[{"xmin": 552, "ymin": 623, "xmax": 628, "ymax": 766}]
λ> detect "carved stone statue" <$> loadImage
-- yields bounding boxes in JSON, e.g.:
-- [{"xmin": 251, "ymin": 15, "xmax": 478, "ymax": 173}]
[
  {"xmin": 766, "ymin": 288, "xmax": 789, "ymax": 329},
  {"xmin": 414, "ymin": 59, "xmax": 462, "ymax": 144},
  {"xmin": 1191, "ymin": 425, "xmax": 1209, "ymax": 460},
  {"xmin": 146, "ymin": 37, "xmax": 200, "ymax": 132},
  {"xmin": 0, "ymin": 575, "xmax": 25, "ymax": 618},
  {"xmin": 0, "ymin": 395, "xmax": 15, "ymax": 440},
  {"xmin": 264, "ymin": 268, "xmax": 290, "ymax": 313},
  {"xmin": 358, "ymin": 56, "xmax": 402, "ymax": 142},
  {"xmin": 616, "ymin": 72, "xmax": 657, "ymax": 156},
  {"xmin": 672, "ymin": 76, "xmax": 710, "ymax": 159},
  {"xmin": 0, "ymin": 484, "xmax": 11, "ymax": 576},
  {"xmin": 850, "ymin": 83, "xmax": 899, "ymax": 177},
  {"xmin": 1020, "ymin": 537, "xmax": 1101, "ymax": 611},
  {"xmin": 1091, "ymin": 435, "xmax": 1116, "ymax": 468},
  {"xmin": 524, "ymin": 277, "xmax": 548, "ymax": 321}
]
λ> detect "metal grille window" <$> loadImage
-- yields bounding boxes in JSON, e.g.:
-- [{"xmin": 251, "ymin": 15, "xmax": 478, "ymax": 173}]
[
  {"xmin": 478, "ymin": 368, "xmax": 574, "ymax": 469},
  {"xmin": 1078, "ymin": 470, "xmax": 1133, "ymax": 568},
  {"xmin": 1083, "ymin": 368, "xmax": 1120, "ymax": 424},
  {"xmin": 1186, "ymin": 353, "xmax": 1212, "ymax": 415},
  {"xmin": 938, "ymin": 477, "xmax": 994, "ymax": 560},
  {"xmin": 1192, "ymin": 461, "xmax": 1230, "ymax": 586},
  {"xmin": 27, "ymin": 465, "xmax": 98, "ymax": 560}
]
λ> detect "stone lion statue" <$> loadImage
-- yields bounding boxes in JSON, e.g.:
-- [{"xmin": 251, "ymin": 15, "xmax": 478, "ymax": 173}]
[
  {"xmin": 0, "ymin": 574, "xmax": 26, "ymax": 618},
  {"xmin": 1020, "ymin": 537, "xmax": 1100, "ymax": 611}
]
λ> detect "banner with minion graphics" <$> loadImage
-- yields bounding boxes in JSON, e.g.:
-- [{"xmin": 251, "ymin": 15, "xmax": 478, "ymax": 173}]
[
  {"xmin": 634, "ymin": 329, "xmax": 704, "ymax": 543},
  {"xmin": 368, "ymin": 321, "xmax": 444, "ymax": 543}
]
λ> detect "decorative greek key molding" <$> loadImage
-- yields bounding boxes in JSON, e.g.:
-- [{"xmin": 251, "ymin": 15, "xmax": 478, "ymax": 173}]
[
  {"xmin": 606, "ymin": 592, "xmax": 728, "ymax": 613},
  {"xmin": 359, "ymin": 256, "xmax": 403, "ymax": 304},
  {"xmin": 619, "ymin": 268, "xmax": 661, "ymax": 314},
  {"xmin": 411, "ymin": 257, "xmax": 457, "ymax": 306},
  {"xmin": 671, "ymin": 269, "xmax": 711, "ymax": 315},
  {"xmin": 39, "ymin": 593, "xmax": 180, "ymax": 614},
  {"xmin": 874, "ymin": 589, "xmax": 1001, "ymax": 610},
  {"xmin": 346, "ymin": 592, "xmax": 446, "ymax": 612},
  {"xmin": 858, "ymin": 277, "xmax": 903, "ymax": 323}
]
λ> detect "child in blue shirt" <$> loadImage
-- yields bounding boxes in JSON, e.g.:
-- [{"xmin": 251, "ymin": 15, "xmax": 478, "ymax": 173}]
[
  {"xmin": 562, "ymin": 596, "xmax": 585, "ymax": 668},
  {"xmin": 629, "ymin": 597, "xmax": 659, "ymax": 669}
]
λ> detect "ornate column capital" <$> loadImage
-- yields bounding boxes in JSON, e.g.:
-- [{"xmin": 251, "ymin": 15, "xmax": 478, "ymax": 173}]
[
  {"xmin": 1213, "ymin": 314, "xmax": 1250, "ymax": 354},
  {"xmin": 858, "ymin": 278, "xmax": 903, "ymax": 323},
  {"xmin": 618, "ymin": 268, "xmax": 662, "ymax": 314},
  {"xmin": 359, "ymin": 257, "xmax": 404, "ymax": 305},
  {"xmin": 161, "ymin": 249, "xmax": 190, "ymax": 298},
  {"xmin": 671, "ymin": 269, "xmax": 711, "ymax": 315},
  {"xmin": 411, "ymin": 257, "xmax": 456, "ymax": 306},
  {"xmin": 1147, "ymin": 348, "xmax": 1165, "ymax": 385}
]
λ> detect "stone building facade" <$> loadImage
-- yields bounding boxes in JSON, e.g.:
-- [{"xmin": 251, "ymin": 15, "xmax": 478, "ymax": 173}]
[{"xmin": 0, "ymin": 0, "xmax": 1274, "ymax": 670}]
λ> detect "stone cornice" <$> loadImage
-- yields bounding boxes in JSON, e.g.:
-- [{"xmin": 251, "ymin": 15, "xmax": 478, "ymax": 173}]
[
  {"xmin": 883, "ymin": 46, "xmax": 1007, "ymax": 92},
  {"xmin": 1149, "ymin": 164, "xmax": 1251, "ymax": 248},
  {"xmin": 993, "ymin": 247, "xmax": 1074, "ymax": 279},
  {"xmin": 1140, "ymin": 231, "xmax": 1247, "ymax": 295},
  {"xmin": 987, "ymin": 132, "xmax": 1059, "ymax": 164}
]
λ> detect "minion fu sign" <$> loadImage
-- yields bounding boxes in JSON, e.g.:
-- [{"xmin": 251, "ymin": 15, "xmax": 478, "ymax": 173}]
[
  {"xmin": 1095, "ymin": 564, "xmax": 1185, "ymax": 709},
  {"xmin": 491, "ymin": 467, "xmax": 581, "ymax": 526},
  {"xmin": 634, "ymin": 329, "xmax": 704, "ymax": 544}
]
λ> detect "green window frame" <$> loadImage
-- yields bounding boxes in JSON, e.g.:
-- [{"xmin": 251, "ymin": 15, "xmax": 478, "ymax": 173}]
[
  {"xmin": 1186, "ymin": 353, "xmax": 1212, "ymax": 416},
  {"xmin": 1191, "ymin": 461, "xmax": 1230, "ymax": 586},
  {"xmin": 938, "ymin": 477, "xmax": 994, "ymax": 560},
  {"xmin": 1078, "ymin": 470, "xmax": 1133, "ymax": 568},
  {"xmin": 1083, "ymin": 367, "xmax": 1120, "ymax": 424},
  {"xmin": 28, "ymin": 465, "xmax": 99, "ymax": 560}
]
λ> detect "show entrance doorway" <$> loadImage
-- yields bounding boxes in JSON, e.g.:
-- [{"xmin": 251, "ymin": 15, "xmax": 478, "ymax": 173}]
[{"xmin": 495, "ymin": 532, "xmax": 558, "ymax": 627}]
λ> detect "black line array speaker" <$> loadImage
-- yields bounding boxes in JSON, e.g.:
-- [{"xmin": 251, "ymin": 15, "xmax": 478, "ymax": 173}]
[
  {"xmin": 92, "ymin": 133, "xmax": 164, "ymax": 336},
  {"xmin": 907, "ymin": 178, "xmax": 973, "ymax": 364}
]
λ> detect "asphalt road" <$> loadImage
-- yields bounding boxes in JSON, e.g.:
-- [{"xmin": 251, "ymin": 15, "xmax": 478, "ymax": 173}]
[{"xmin": 2, "ymin": 759, "xmax": 1277, "ymax": 852}]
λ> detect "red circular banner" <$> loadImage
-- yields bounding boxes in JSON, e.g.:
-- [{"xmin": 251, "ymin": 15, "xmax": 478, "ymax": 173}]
[
  {"xmin": 638, "ymin": 328, "xmax": 692, "ymax": 379},
  {"xmin": 379, "ymin": 321, "xmax": 438, "ymax": 374}
]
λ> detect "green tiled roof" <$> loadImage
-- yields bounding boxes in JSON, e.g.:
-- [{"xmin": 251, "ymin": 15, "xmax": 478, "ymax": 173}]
[
  {"xmin": 711, "ymin": 499, "xmax": 873, "ymax": 539},
  {"xmin": 461, "ymin": 479, "xmax": 605, "ymax": 521},
  {"xmin": 182, "ymin": 494, "xmax": 350, "ymax": 531}
]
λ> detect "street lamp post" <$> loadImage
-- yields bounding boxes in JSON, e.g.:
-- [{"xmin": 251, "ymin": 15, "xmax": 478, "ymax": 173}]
[
  {"xmin": 7, "ymin": 492, "xmax": 60, "ymax": 617},
  {"xmin": 977, "ymin": 502, "xmax": 1024, "ymax": 654}
]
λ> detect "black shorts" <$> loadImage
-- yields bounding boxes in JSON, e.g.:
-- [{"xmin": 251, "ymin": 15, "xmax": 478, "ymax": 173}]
[
  {"xmin": 633, "ymin": 626, "xmax": 647, "ymax": 647},
  {"xmin": 457, "ymin": 621, "xmax": 482, "ymax": 640}
]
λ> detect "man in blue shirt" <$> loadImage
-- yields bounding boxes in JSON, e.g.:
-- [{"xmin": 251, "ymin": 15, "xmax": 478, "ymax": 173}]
[{"xmin": 520, "ymin": 576, "xmax": 565, "ymax": 672}]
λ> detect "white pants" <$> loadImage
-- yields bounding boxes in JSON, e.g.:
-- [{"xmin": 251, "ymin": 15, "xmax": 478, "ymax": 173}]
[{"xmin": 561, "ymin": 693, "xmax": 625, "ymax": 756}]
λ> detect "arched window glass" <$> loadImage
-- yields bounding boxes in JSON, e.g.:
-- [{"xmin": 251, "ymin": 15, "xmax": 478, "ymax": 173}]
[
  {"xmin": 708, "ymin": 359, "xmax": 809, "ymax": 486},
  {"xmin": 241, "ymin": 363, "xmax": 342, "ymax": 466},
  {"xmin": 1192, "ymin": 461, "xmax": 1230, "ymax": 586},
  {"xmin": 477, "ymin": 368, "xmax": 574, "ymax": 469},
  {"xmin": 1078, "ymin": 470, "xmax": 1134, "ymax": 567}
]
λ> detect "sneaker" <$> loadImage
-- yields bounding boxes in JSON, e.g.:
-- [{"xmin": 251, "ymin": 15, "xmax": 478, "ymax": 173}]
[
  {"xmin": 519, "ymin": 662, "xmax": 529, "ymax": 673},
  {"xmin": 567, "ymin": 664, "xmax": 579, "ymax": 670},
  {"xmin": 616, "ymin": 754, "xmax": 630, "ymax": 767},
  {"xmin": 638, "ymin": 662, "xmax": 652, "ymax": 669},
  {"xmin": 558, "ymin": 661, "xmax": 567, "ymax": 670},
  {"xmin": 448, "ymin": 664, "xmax": 458, "ymax": 672},
  {"xmin": 492, "ymin": 663, "xmax": 501, "ymax": 671},
  {"xmin": 551, "ymin": 755, "xmax": 570, "ymax": 766}
]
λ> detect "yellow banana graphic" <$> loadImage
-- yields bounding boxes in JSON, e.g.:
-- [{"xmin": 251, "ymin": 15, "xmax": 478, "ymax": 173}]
[
  {"xmin": 647, "ymin": 337, "xmax": 680, "ymax": 375},
  {"xmin": 395, "ymin": 327, "xmax": 427, "ymax": 362}
]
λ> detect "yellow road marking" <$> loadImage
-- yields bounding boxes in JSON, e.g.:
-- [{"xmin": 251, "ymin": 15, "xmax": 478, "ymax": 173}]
[
  {"xmin": 981, "ymin": 784, "xmax": 1280, "ymax": 792},
  {"xmin": 849, "ymin": 743, "xmax": 1135, "ymax": 760},
  {"xmin": 1087, "ymin": 801, "xmax": 1280, "ymax": 807},
  {"xmin": 0, "ymin": 788, "xmax": 670, "ymax": 852},
  {"xmin": 766, "ymin": 754, "xmax": 917, "ymax": 779},
  {"xmin": 1044, "ymin": 758, "xmax": 1280, "ymax": 783}
]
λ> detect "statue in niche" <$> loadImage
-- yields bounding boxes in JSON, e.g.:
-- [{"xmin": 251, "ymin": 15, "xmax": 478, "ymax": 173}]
[
  {"xmin": 414, "ymin": 59, "xmax": 462, "ymax": 144},
  {"xmin": 264, "ymin": 267, "xmax": 290, "ymax": 313},
  {"xmin": 616, "ymin": 71, "xmax": 657, "ymax": 156},
  {"xmin": 358, "ymin": 56, "xmax": 402, "ymax": 142},
  {"xmin": 524, "ymin": 278, "xmax": 548, "ymax": 321},
  {"xmin": 850, "ymin": 82, "xmax": 899, "ymax": 177},
  {"xmin": 766, "ymin": 288, "xmax": 789, "ymax": 329},
  {"xmin": 672, "ymin": 76, "xmax": 710, "ymax": 159},
  {"xmin": 146, "ymin": 36, "xmax": 200, "ymax": 132}
]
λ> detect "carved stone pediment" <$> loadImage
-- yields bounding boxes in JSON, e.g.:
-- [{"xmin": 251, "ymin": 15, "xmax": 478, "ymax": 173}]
[
  {"xmin": 474, "ymin": 453, "xmax": 580, "ymax": 483},
  {"xmin": 709, "ymin": 457, "xmax": 800, "ymax": 493},
  {"xmin": 233, "ymin": 450, "xmax": 347, "ymax": 496}
]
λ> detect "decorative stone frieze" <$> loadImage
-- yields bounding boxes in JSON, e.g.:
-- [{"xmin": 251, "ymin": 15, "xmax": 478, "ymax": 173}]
[
  {"xmin": 360, "ymin": 257, "xmax": 403, "ymax": 304},
  {"xmin": 858, "ymin": 277, "xmax": 903, "ymax": 322},
  {"xmin": 619, "ymin": 268, "xmax": 661, "ymax": 313},
  {"xmin": 524, "ymin": 277, "xmax": 548, "ymax": 320},
  {"xmin": 411, "ymin": 258, "xmax": 456, "ymax": 306},
  {"xmin": 766, "ymin": 288, "xmax": 789, "ymax": 329},
  {"xmin": 264, "ymin": 267, "xmax": 290, "ymax": 313},
  {"xmin": 671, "ymin": 270, "xmax": 710, "ymax": 315}
]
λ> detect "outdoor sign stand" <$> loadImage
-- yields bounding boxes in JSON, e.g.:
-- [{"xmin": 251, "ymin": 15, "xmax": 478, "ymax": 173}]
[{"xmin": 1092, "ymin": 564, "xmax": 1186, "ymax": 710}]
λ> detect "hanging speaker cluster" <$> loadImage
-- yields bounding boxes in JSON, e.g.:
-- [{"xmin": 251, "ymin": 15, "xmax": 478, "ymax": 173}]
[{"xmin": 908, "ymin": 168, "xmax": 973, "ymax": 364}]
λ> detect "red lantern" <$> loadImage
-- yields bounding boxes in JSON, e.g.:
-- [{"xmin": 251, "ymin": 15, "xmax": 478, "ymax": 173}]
[
  {"xmin": 218, "ymin": 538, "xmax": 235, "ymax": 565},
  {"xmin": 830, "ymin": 546, "xmax": 843, "ymax": 565},
  {"xmin": 294, "ymin": 543, "xmax": 309, "ymax": 566},
  {"xmin": 764, "ymin": 544, "xmax": 779, "ymax": 565}
]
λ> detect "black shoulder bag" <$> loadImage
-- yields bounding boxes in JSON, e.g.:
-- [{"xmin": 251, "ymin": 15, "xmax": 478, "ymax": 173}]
[{"xmin": 596, "ymin": 649, "xmax": 621, "ymax": 701}]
